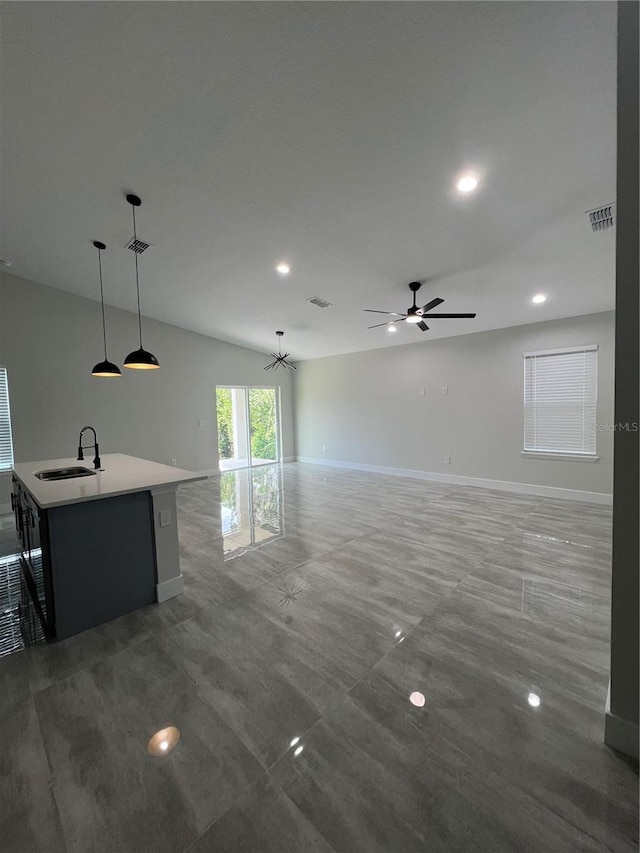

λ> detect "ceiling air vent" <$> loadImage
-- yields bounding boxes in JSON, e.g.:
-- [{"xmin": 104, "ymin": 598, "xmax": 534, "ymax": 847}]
[
  {"xmin": 586, "ymin": 203, "xmax": 615, "ymax": 233},
  {"xmin": 125, "ymin": 236, "xmax": 152, "ymax": 254},
  {"xmin": 307, "ymin": 296, "xmax": 332, "ymax": 309}
]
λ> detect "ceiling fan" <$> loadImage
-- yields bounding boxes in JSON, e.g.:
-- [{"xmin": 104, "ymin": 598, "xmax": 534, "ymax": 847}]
[{"xmin": 365, "ymin": 281, "xmax": 476, "ymax": 332}]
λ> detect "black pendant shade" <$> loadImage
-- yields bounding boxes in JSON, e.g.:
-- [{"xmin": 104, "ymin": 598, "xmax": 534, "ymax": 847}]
[
  {"xmin": 123, "ymin": 347, "xmax": 160, "ymax": 369},
  {"xmin": 124, "ymin": 194, "xmax": 159, "ymax": 370},
  {"xmin": 92, "ymin": 359, "xmax": 122, "ymax": 377},
  {"xmin": 91, "ymin": 240, "xmax": 121, "ymax": 377}
]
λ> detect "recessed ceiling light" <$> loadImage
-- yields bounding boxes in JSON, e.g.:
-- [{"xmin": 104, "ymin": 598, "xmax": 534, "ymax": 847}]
[
  {"xmin": 293, "ymin": 745, "xmax": 304, "ymax": 756},
  {"xmin": 388, "ymin": 324, "xmax": 397, "ymax": 333},
  {"xmin": 532, "ymin": 294, "xmax": 547, "ymax": 304},
  {"xmin": 456, "ymin": 174, "xmax": 478, "ymax": 193},
  {"xmin": 276, "ymin": 263, "xmax": 290, "ymax": 276},
  {"xmin": 409, "ymin": 691, "xmax": 426, "ymax": 708},
  {"xmin": 0, "ymin": 258, "xmax": 12, "ymax": 268}
]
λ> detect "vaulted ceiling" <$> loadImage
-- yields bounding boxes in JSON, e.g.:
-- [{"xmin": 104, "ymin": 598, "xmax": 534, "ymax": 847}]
[{"xmin": 0, "ymin": 2, "xmax": 616, "ymax": 359}]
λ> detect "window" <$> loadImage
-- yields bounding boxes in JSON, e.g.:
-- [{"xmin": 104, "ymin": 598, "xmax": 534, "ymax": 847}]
[
  {"xmin": 523, "ymin": 345, "xmax": 598, "ymax": 458},
  {"xmin": 0, "ymin": 368, "xmax": 14, "ymax": 471},
  {"xmin": 216, "ymin": 386, "xmax": 281, "ymax": 471}
]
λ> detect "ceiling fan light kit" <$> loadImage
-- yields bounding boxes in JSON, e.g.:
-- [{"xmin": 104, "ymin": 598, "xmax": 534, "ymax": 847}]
[
  {"xmin": 364, "ymin": 280, "xmax": 476, "ymax": 333},
  {"xmin": 264, "ymin": 331, "xmax": 297, "ymax": 371}
]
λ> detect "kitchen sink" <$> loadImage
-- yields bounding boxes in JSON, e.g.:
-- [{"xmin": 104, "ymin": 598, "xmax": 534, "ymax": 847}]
[{"xmin": 35, "ymin": 467, "xmax": 97, "ymax": 481}]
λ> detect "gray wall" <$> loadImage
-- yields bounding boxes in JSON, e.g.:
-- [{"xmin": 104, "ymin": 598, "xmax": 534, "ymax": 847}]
[
  {"xmin": 0, "ymin": 271, "xmax": 294, "ymax": 504},
  {"xmin": 294, "ymin": 312, "xmax": 615, "ymax": 497}
]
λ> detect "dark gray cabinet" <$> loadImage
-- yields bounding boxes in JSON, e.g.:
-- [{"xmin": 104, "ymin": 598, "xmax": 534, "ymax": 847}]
[{"xmin": 11, "ymin": 478, "xmax": 157, "ymax": 641}]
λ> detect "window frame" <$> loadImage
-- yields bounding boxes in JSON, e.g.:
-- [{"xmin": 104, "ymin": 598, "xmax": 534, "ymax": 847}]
[{"xmin": 521, "ymin": 344, "xmax": 599, "ymax": 461}]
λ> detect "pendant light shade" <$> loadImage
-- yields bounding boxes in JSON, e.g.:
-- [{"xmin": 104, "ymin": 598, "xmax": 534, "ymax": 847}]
[
  {"xmin": 91, "ymin": 241, "xmax": 121, "ymax": 377},
  {"xmin": 124, "ymin": 194, "xmax": 160, "ymax": 370},
  {"xmin": 92, "ymin": 359, "xmax": 122, "ymax": 377},
  {"xmin": 123, "ymin": 347, "xmax": 160, "ymax": 369}
]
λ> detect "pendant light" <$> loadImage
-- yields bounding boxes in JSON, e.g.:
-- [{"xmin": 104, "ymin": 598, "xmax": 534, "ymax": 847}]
[
  {"xmin": 123, "ymin": 194, "xmax": 160, "ymax": 370},
  {"xmin": 91, "ymin": 241, "xmax": 121, "ymax": 377},
  {"xmin": 264, "ymin": 331, "xmax": 297, "ymax": 371}
]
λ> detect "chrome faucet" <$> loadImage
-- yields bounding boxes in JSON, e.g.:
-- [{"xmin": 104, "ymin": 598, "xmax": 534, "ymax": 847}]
[{"xmin": 77, "ymin": 425, "xmax": 101, "ymax": 470}]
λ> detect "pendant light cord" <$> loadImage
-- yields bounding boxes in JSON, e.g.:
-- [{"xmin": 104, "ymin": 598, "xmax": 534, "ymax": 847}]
[
  {"xmin": 97, "ymin": 247, "xmax": 108, "ymax": 360},
  {"xmin": 132, "ymin": 206, "xmax": 143, "ymax": 348}
]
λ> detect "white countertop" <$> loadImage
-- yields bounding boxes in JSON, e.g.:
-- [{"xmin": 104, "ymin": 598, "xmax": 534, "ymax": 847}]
[{"xmin": 12, "ymin": 453, "xmax": 207, "ymax": 509}]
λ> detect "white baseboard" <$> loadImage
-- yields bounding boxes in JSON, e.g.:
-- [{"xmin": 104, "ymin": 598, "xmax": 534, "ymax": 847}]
[
  {"xmin": 0, "ymin": 503, "xmax": 11, "ymax": 515},
  {"xmin": 605, "ymin": 684, "xmax": 639, "ymax": 758},
  {"xmin": 295, "ymin": 456, "xmax": 612, "ymax": 505},
  {"xmin": 283, "ymin": 456, "xmax": 295, "ymax": 463},
  {"xmin": 156, "ymin": 574, "xmax": 184, "ymax": 602}
]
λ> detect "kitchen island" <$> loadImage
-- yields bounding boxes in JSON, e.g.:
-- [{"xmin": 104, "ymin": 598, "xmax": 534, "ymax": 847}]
[{"xmin": 11, "ymin": 453, "xmax": 205, "ymax": 641}]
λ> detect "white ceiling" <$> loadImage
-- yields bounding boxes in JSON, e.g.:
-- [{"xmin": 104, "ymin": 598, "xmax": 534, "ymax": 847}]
[{"xmin": 1, "ymin": 2, "xmax": 617, "ymax": 360}]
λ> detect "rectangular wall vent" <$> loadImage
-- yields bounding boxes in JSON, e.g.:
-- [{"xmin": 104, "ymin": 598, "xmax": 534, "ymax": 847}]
[
  {"xmin": 307, "ymin": 296, "xmax": 332, "ymax": 309},
  {"xmin": 125, "ymin": 237, "xmax": 152, "ymax": 254},
  {"xmin": 586, "ymin": 204, "xmax": 615, "ymax": 232}
]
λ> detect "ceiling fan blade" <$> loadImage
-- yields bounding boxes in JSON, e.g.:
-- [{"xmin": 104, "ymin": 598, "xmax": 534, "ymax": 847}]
[
  {"xmin": 417, "ymin": 321, "xmax": 429, "ymax": 332},
  {"xmin": 419, "ymin": 313, "xmax": 477, "ymax": 319},
  {"xmin": 363, "ymin": 309, "xmax": 403, "ymax": 315},
  {"xmin": 368, "ymin": 319, "xmax": 404, "ymax": 329},
  {"xmin": 419, "ymin": 297, "xmax": 444, "ymax": 313}
]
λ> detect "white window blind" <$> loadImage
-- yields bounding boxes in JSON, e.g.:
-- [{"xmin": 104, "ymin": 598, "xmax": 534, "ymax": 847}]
[
  {"xmin": 523, "ymin": 345, "xmax": 598, "ymax": 456},
  {"xmin": 0, "ymin": 368, "xmax": 14, "ymax": 471}
]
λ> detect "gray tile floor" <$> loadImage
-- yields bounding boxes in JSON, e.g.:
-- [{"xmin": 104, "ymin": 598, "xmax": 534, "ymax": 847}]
[{"xmin": 0, "ymin": 463, "xmax": 637, "ymax": 852}]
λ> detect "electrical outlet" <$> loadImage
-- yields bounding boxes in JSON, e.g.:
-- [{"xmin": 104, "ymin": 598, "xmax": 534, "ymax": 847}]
[
  {"xmin": 159, "ymin": 509, "xmax": 172, "ymax": 528},
  {"xmin": 322, "ymin": 445, "xmax": 328, "ymax": 453},
  {"xmin": 171, "ymin": 458, "xmax": 177, "ymax": 466},
  {"xmin": 444, "ymin": 456, "xmax": 451, "ymax": 464},
  {"xmin": 198, "ymin": 419, "xmax": 208, "ymax": 427},
  {"xmin": 442, "ymin": 386, "xmax": 448, "ymax": 395},
  {"xmin": 419, "ymin": 388, "xmax": 425, "ymax": 397}
]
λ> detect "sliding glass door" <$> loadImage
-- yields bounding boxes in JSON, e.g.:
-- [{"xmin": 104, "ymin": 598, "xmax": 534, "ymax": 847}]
[
  {"xmin": 216, "ymin": 386, "xmax": 280, "ymax": 470},
  {"xmin": 248, "ymin": 388, "xmax": 278, "ymax": 465}
]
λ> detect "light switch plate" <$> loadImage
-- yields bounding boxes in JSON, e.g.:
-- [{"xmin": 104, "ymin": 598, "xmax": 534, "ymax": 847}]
[{"xmin": 159, "ymin": 509, "xmax": 172, "ymax": 527}]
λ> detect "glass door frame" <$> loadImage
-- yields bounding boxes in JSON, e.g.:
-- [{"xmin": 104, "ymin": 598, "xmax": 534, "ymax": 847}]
[{"xmin": 216, "ymin": 384, "xmax": 283, "ymax": 470}]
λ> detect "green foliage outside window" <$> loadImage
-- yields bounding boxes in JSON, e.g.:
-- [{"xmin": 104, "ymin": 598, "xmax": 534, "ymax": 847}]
[
  {"xmin": 216, "ymin": 388, "xmax": 234, "ymax": 459},
  {"xmin": 249, "ymin": 388, "xmax": 277, "ymax": 461},
  {"xmin": 216, "ymin": 387, "xmax": 278, "ymax": 462}
]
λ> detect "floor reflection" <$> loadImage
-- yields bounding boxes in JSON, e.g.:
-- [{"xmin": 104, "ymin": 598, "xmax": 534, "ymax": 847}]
[{"xmin": 220, "ymin": 466, "xmax": 285, "ymax": 558}]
